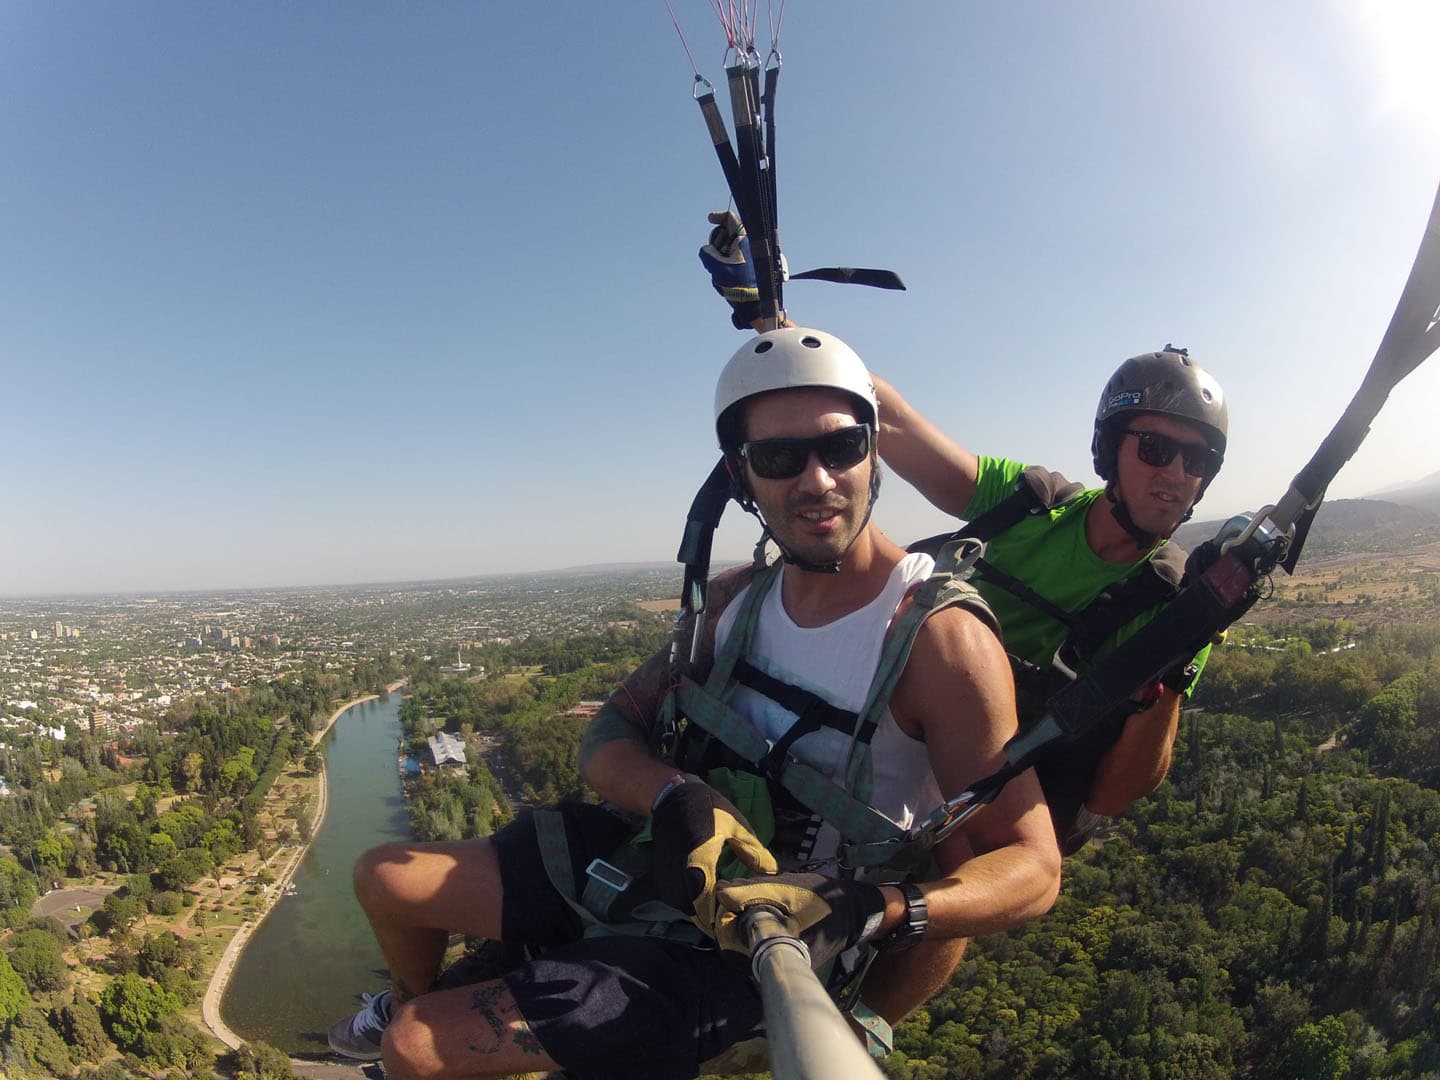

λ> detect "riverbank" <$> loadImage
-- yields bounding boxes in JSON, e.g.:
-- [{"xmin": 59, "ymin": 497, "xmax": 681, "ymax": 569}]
[{"xmin": 200, "ymin": 680, "xmax": 407, "ymax": 1053}]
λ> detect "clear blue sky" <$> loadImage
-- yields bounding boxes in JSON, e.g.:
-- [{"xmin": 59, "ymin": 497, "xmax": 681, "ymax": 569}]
[{"xmin": 5, "ymin": 2, "xmax": 1439, "ymax": 595}]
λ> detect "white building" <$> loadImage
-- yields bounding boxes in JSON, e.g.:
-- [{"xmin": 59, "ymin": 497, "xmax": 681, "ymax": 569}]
[{"xmin": 426, "ymin": 731, "xmax": 467, "ymax": 767}]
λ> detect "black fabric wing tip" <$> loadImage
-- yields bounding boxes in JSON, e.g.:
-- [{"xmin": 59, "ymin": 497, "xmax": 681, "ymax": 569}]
[{"xmin": 791, "ymin": 266, "xmax": 907, "ymax": 291}]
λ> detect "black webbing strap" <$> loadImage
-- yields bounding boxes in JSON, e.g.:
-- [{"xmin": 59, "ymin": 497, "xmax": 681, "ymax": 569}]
[
  {"xmin": 733, "ymin": 657, "xmax": 860, "ymax": 782},
  {"xmin": 1062, "ymin": 544, "xmax": 1185, "ymax": 662},
  {"xmin": 725, "ymin": 59, "xmax": 779, "ymax": 323},
  {"xmin": 971, "ymin": 556, "xmax": 1078, "ymax": 629},
  {"xmin": 760, "ymin": 56, "xmax": 782, "ymax": 315},
  {"xmin": 676, "ymin": 458, "xmax": 734, "ymax": 664},
  {"xmin": 908, "ymin": 466, "xmax": 1085, "ymax": 558},
  {"xmin": 696, "ymin": 88, "xmax": 746, "ymax": 212},
  {"xmin": 1002, "ymin": 547, "xmax": 1262, "ymax": 782},
  {"xmin": 1047, "ymin": 553, "xmax": 1257, "ymax": 740},
  {"xmin": 732, "ymin": 658, "xmax": 860, "ymax": 735}
]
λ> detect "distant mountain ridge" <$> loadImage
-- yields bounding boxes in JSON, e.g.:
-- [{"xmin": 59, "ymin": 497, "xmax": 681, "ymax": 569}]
[
  {"xmin": 1174, "ymin": 497, "xmax": 1440, "ymax": 557},
  {"xmin": 1363, "ymin": 469, "xmax": 1440, "ymax": 516}
]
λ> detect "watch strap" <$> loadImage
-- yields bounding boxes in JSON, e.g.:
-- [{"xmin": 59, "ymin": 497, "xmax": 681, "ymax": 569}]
[{"xmin": 877, "ymin": 881, "xmax": 927, "ymax": 951}]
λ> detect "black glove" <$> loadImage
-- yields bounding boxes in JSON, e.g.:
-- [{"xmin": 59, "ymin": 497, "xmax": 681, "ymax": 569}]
[
  {"xmin": 650, "ymin": 774, "xmax": 777, "ymax": 928},
  {"xmin": 710, "ymin": 872, "xmax": 887, "ymax": 969}
]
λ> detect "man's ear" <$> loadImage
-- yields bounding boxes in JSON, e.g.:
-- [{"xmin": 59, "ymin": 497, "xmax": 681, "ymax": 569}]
[{"xmin": 723, "ymin": 454, "xmax": 754, "ymax": 507}]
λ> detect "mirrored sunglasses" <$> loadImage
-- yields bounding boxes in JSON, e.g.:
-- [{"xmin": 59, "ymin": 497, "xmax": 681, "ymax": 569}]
[
  {"xmin": 1125, "ymin": 429, "xmax": 1220, "ymax": 479},
  {"xmin": 740, "ymin": 424, "xmax": 873, "ymax": 480}
]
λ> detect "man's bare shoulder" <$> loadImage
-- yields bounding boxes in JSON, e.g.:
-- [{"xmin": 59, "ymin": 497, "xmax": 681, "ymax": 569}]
[
  {"xmin": 892, "ymin": 602, "xmax": 1015, "ymax": 738},
  {"xmin": 911, "ymin": 601, "xmax": 1006, "ymax": 668},
  {"xmin": 708, "ymin": 563, "xmax": 756, "ymax": 612}
]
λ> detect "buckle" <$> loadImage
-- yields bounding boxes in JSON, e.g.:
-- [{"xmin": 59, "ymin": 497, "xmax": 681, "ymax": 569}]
[{"xmin": 584, "ymin": 858, "xmax": 632, "ymax": 893}]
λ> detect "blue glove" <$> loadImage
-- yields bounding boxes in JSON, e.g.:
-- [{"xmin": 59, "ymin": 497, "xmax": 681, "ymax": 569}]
[{"xmin": 699, "ymin": 211, "xmax": 786, "ymax": 329}]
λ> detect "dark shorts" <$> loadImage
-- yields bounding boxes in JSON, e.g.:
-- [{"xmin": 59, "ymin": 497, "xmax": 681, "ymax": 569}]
[{"xmin": 493, "ymin": 802, "xmax": 764, "ymax": 1080}]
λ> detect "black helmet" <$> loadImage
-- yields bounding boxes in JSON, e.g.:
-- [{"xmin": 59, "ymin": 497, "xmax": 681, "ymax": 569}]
[{"xmin": 1090, "ymin": 347, "xmax": 1228, "ymax": 486}]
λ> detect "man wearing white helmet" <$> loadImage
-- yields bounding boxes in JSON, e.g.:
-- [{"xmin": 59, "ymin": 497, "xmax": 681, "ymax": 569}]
[{"xmin": 327, "ymin": 327, "xmax": 1060, "ymax": 1079}]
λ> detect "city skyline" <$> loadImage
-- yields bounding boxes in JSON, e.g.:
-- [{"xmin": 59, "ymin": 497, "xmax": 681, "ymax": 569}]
[{"xmin": 7, "ymin": 3, "xmax": 1440, "ymax": 594}]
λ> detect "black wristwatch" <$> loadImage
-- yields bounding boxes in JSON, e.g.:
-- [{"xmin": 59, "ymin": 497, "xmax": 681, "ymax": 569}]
[{"xmin": 877, "ymin": 882, "xmax": 928, "ymax": 951}]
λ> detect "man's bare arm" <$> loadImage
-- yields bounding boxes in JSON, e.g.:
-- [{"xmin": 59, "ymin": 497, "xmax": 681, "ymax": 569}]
[
  {"xmin": 885, "ymin": 605, "xmax": 1061, "ymax": 939},
  {"xmin": 871, "ymin": 374, "xmax": 981, "ymax": 519},
  {"xmin": 578, "ymin": 564, "xmax": 755, "ymax": 817},
  {"xmin": 1085, "ymin": 690, "xmax": 1183, "ymax": 816}
]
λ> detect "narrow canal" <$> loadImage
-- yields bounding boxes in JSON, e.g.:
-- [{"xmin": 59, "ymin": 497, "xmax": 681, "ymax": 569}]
[{"xmin": 221, "ymin": 694, "xmax": 411, "ymax": 1056}]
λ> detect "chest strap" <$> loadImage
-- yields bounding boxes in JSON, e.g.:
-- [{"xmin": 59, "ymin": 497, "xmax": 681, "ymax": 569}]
[{"xmin": 731, "ymin": 657, "xmax": 860, "ymax": 780}]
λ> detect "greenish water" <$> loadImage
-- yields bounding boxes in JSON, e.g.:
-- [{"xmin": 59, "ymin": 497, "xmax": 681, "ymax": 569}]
[{"xmin": 221, "ymin": 694, "xmax": 411, "ymax": 1056}]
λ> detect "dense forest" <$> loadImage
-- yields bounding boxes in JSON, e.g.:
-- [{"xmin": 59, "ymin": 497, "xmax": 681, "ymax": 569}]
[{"xmin": 889, "ymin": 617, "xmax": 1440, "ymax": 1079}]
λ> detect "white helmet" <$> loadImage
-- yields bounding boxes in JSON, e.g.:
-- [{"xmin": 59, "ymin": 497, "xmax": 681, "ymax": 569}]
[{"xmin": 714, "ymin": 327, "xmax": 879, "ymax": 452}]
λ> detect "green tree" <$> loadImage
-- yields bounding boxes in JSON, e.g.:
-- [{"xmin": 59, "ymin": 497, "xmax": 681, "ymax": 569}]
[
  {"xmin": 7, "ymin": 927, "xmax": 69, "ymax": 993},
  {"xmin": 55, "ymin": 991, "xmax": 113, "ymax": 1063},
  {"xmin": 2, "ymin": 1005, "xmax": 75, "ymax": 1077},
  {"xmin": 98, "ymin": 972, "xmax": 183, "ymax": 1052},
  {"xmin": 100, "ymin": 891, "xmax": 146, "ymax": 936},
  {"xmin": 1268, "ymin": 1015, "xmax": 1349, "ymax": 1080},
  {"xmin": 0, "ymin": 952, "xmax": 27, "ymax": 1026},
  {"xmin": 236, "ymin": 1040, "xmax": 296, "ymax": 1080}
]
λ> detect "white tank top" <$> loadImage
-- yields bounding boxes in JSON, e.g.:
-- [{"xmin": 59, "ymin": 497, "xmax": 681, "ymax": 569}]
[{"xmin": 714, "ymin": 552, "xmax": 941, "ymax": 865}]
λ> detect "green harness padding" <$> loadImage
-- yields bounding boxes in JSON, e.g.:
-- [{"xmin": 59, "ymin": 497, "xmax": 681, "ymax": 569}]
[{"xmin": 675, "ymin": 536, "xmax": 995, "ymax": 873}]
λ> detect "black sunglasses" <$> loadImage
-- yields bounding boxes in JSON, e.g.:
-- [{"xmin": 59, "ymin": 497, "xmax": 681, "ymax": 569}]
[
  {"xmin": 1125, "ymin": 429, "xmax": 1220, "ymax": 479},
  {"xmin": 740, "ymin": 424, "xmax": 873, "ymax": 480}
]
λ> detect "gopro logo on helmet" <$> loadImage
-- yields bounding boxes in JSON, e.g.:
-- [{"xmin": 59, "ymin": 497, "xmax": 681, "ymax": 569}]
[{"xmin": 1108, "ymin": 390, "xmax": 1143, "ymax": 409}]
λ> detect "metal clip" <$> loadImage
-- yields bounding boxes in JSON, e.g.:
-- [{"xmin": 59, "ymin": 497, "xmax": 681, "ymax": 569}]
[{"xmin": 584, "ymin": 858, "xmax": 632, "ymax": 893}]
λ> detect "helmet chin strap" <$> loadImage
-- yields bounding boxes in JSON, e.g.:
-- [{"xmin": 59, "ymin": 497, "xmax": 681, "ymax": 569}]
[{"xmin": 1106, "ymin": 484, "xmax": 1160, "ymax": 550}]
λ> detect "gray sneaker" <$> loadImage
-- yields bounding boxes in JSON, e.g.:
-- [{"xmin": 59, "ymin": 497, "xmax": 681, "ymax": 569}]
[{"xmin": 327, "ymin": 989, "xmax": 393, "ymax": 1060}]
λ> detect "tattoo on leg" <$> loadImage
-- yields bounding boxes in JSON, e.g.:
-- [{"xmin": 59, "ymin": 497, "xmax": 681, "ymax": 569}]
[
  {"xmin": 465, "ymin": 981, "xmax": 541, "ymax": 1057},
  {"xmin": 393, "ymin": 977, "xmax": 420, "ymax": 1005},
  {"xmin": 513, "ymin": 1025, "xmax": 542, "ymax": 1056},
  {"xmin": 466, "ymin": 983, "xmax": 505, "ymax": 1054}
]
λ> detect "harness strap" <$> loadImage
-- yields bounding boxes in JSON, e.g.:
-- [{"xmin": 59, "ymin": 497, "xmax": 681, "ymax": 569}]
[
  {"xmin": 676, "ymin": 458, "xmax": 735, "ymax": 666},
  {"xmin": 909, "ymin": 466, "xmax": 1085, "ymax": 554},
  {"xmin": 843, "ymin": 538, "xmax": 990, "ymax": 797},
  {"xmin": 532, "ymin": 809, "xmax": 707, "ymax": 945},
  {"xmin": 972, "ymin": 556, "xmax": 1077, "ymax": 628},
  {"xmin": 704, "ymin": 553, "xmax": 779, "ymax": 692},
  {"xmin": 848, "ymin": 1001, "xmax": 894, "ymax": 1059},
  {"xmin": 673, "ymin": 680, "xmax": 907, "ymax": 858},
  {"xmin": 1062, "ymin": 542, "xmax": 1184, "ymax": 661},
  {"xmin": 733, "ymin": 657, "xmax": 859, "ymax": 781},
  {"xmin": 912, "ymin": 468, "xmax": 1193, "ymax": 702},
  {"xmin": 732, "ymin": 658, "xmax": 859, "ymax": 735}
]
